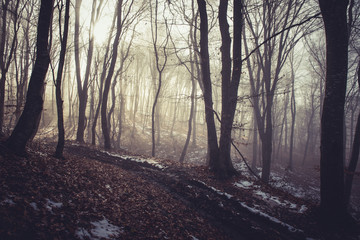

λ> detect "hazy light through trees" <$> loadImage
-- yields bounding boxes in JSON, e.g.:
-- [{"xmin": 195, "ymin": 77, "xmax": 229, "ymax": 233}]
[{"xmin": 1, "ymin": 0, "xmax": 359, "ymax": 225}]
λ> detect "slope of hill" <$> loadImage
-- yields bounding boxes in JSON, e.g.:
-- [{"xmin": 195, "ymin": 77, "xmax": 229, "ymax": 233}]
[{"xmin": 0, "ymin": 140, "xmax": 359, "ymax": 240}]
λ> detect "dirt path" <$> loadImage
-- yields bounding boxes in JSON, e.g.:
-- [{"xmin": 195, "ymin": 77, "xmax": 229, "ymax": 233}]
[{"xmin": 65, "ymin": 144, "xmax": 306, "ymax": 240}]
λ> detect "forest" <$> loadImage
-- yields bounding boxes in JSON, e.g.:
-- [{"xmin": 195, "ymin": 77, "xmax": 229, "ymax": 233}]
[{"xmin": 0, "ymin": 0, "xmax": 359, "ymax": 239}]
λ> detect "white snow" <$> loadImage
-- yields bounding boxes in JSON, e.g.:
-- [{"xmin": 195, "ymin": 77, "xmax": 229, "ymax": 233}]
[
  {"xmin": 75, "ymin": 228, "xmax": 92, "ymax": 240},
  {"xmin": 103, "ymin": 151, "xmax": 167, "ymax": 170},
  {"xmin": 196, "ymin": 180, "xmax": 234, "ymax": 200},
  {"xmin": 76, "ymin": 218, "xmax": 123, "ymax": 240},
  {"xmin": 45, "ymin": 199, "xmax": 63, "ymax": 213},
  {"xmin": 194, "ymin": 180, "xmax": 303, "ymax": 233},
  {"xmin": 1, "ymin": 198, "xmax": 15, "ymax": 206},
  {"xmin": 299, "ymin": 205, "xmax": 308, "ymax": 213},
  {"xmin": 234, "ymin": 180, "xmax": 254, "ymax": 189},
  {"xmin": 238, "ymin": 201, "xmax": 302, "ymax": 233},
  {"xmin": 105, "ymin": 184, "xmax": 113, "ymax": 193},
  {"xmin": 30, "ymin": 202, "xmax": 39, "ymax": 211}
]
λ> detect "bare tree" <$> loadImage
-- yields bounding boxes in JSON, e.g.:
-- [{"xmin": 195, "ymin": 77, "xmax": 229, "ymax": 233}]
[
  {"xmin": 101, "ymin": 0, "xmax": 125, "ymax": 149},
  {"xmin": 74, "ymin": 0, "xmax": 104, "ymax": 143},
  {"xmin": 0, "ymin": 0, "xmax": 22, "ymax": 134},
  {"xmin": 196, "ymin": 0, "xmax": 219, "ymax": 168},
  {"xmin": 6, "ymin": 0, "xmax": 54, "ymax": 154},
  {"xmin": 244, "ymin": 0, "xmax": 307, "ymax": 182},
  {"xmin": 149, "ymin": 0, "xmax": 170, "ymax": 157},
  {"xmin": 54, "ymin": 0, "xmax": 70, "ymax": 159}
]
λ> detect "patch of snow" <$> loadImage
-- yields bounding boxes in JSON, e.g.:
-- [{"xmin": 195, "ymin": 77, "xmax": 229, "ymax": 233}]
[
  {"xmin": 234, "ymin": 180, "xmax": 254, "ymax": 189},
  {"xmin": 75, "ymin": 228, "xmax": 91, "ymax": 240},
  {"xmin": 35, "ymin": 151, "xmax": 48, "ymax": 157},
  {"xmin": 254, "ymin": 190, "xmax": 286, "ymax": 206},
  {"xmin": 45, "ymin": 198, "xmax": 63, "ymax": 213},
  {"xmin": 195, "ymin": 180, "xmax": 234, "ymax": 199},
  {"xmin": 105, "ymin": 184, "xmax": 113, "ymax": 193},
  {"xmin": 91, "ymin": 218, "xmax": 123, "ymax": 239},
  {"xmin": 71, "ymin": 142, "xmax": 82, "ymax": 147},
  {"xmin": 272, "ymin": 181, "xmax": 306, "ymax": 198},
  {"xmin": 253, "ymin": 189, "xmax": 300, "ymax": 210},
  {"xmin": 299, "ymin": 205, "xmax": 308, "ymax": 213},
  {"xmin": 194, "ymin": 180, "xmax": 303, "ymax": 233},
  {"xmin": 254, "ymin": 189, "xmax": 268, "ymax": 199},
  {"xmin": 103, "ymin": 151, "xmax": 167, "ymax": 170},
  {"xmin": 190, "ymin": 236, "xmax": 199, "ymax": 240},
  {"xmin": 233, "ymin": 162, "xmax": 249, "ymax": 173},
  {"xmin": 76, "ymin": 218, "xmax": 123, "ymax": 240},
  {"xmin": 238, "ymin": 201, "xmax": 302, "ymax": 233},
  {"xmin": 30, "ymin": 202, "xmax": 39, "ymax": 211},
  {"xmin": 1, "ymin": 198, "xmax": 15, "ymax": 206}
]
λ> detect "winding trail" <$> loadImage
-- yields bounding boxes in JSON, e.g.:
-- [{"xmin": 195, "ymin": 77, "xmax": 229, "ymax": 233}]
[{"xmin": 65, "ymin": 144, "xmax": 306, "ymax": 240}]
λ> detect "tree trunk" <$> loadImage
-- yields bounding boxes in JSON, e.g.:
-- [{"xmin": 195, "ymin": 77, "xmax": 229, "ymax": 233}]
[
  {"xmin": 6, "ymin": 0, "xmax": 54, "ymax": 154},
  {"xmin": 179, "ymin": 46, "xmax": 196, "ymax": 163},
  {"xmin": 101, "ymin": 0, "xmax": 123, "ymax": 150},
  {"xmin": 75, "ymin": 0, "xmax": 98, "ymax": 143},
  {"xmin": 55, "ymin": 0, "xmax": 70, "ymax": 159},
  {"xmin": 344, "ymin": 59, "xmax": 360, "ymax": 208},
  {"xmin": 150, "ymin": 0, "xmax": 168, "ymax": 157},
  {"xmin": 318, "ymin": 0, "xmax": 349, "ymax": 222},
  {"xmin": 197, "ymin": 0, "xmax": 219, "ymax": 168},
  {"xmin": 217, "ymin": 0, "xmax": 243, "ymax": 178},
  {"xmin": 344, "ymin": 109, "xmax": 360, "ymax": 208},
  {"xmin": 251, "ymin": 110, "xmax": 258, "ymax": 169},
  {"xmin": 0, "ymin": 0, "xmax": 10, "ymax": 133},
  {"xmin": 288, "ymin": 62, "xmax": 296, "ymax": 171}
]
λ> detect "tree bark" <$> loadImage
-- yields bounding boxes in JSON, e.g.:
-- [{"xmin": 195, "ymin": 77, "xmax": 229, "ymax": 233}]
[
  {"xmin": 288, "ymin": 58, "xmax": 296, "ymax": 171},
  {"xmin": 0, "ymin": 0, "xmax": 20, "ymax": 134},
  {"xmin": 197, "ymin": 0, "xmax": 219, "ymax": 168},
  {"xmin": 344, "ymin": 59, "xmax": 360, "ymax": 208},
  {"xmin": 179, "ymin": 44, "xmax": 196, "ymax": 163},
  {"xmin": 75, "ymin": 0, "xmax": 99, "ymax": 143},
  {"xmin": 217, "ymin": 0, "xmax": 243, "ymax": 177},
  {"xmin": 55, "ymin": 0, "xmax": 70, "ymax": 159},
  {"xmin": 150, "ymin": 0, "xmax": 168, "ymax": 157},
  {"xmin": 318, "ymin": 0, "xmax": 349, "ymax": 222},
  {"xmin": 6, "ymin": 0, "xmax": 54, "ymax": 154},
  {"xmin": 101, "ymin": 0, "xmax": 123, "ymax": 149}
]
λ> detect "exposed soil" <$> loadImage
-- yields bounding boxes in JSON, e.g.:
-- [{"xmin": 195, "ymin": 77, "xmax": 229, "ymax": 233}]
[{"xmin": 0, "ymin": 140, "xmax": 359, "ymax": 239}]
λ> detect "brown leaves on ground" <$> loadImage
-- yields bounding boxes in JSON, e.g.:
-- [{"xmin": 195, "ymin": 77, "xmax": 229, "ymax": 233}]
[
  {"xmin": 0, "ymin": 140, "xmax": 359, "ymax": 240},
  {"xmin": 0, "ymin": 141, "xmax": 227, "ymax": 240}
]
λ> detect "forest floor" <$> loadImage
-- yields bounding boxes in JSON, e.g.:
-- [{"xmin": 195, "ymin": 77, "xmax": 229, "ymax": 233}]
[{"xmin": 0, "ymin": 139, "xmax": 359, "ymax": 240}]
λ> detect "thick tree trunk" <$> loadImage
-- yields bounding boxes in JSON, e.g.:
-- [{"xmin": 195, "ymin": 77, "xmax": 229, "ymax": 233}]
[
  {"xmin": 6, "ymin": 0, "xmax": 54, "ymax": 153},
  {"xmin": 319, "ymin": 0, "xmax": 349, "ymax": 222},
  {"xmin": 217, "ymin": 0, "xmax": 243, "ymax": 178}
]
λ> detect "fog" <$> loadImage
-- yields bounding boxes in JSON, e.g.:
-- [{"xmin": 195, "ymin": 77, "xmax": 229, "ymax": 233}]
[{"xmin": 1, "ymin": 0, "xmax": 359, "ymax": 216}]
